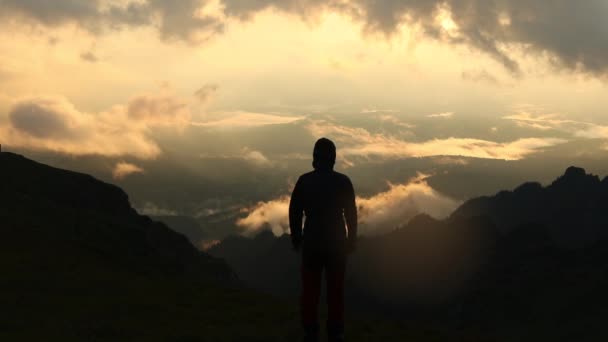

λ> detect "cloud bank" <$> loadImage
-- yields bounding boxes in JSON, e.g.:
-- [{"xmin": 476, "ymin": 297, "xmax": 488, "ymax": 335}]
[
  {"xmin": 113, "ymin": 162, "xmax": 144, "ymax": 180},
  {"xmin": 224, "ymin": 0, "xmax": 608, "ymax": 76},
  {"xmin": 0, "ymin": 0, "xmax": 224, "ymax": 42},
  {"xmin": 307, "ymin": 120, "xmax": 565, "ymax": 162},
  {"xmin": 504, "ymin": 112, "xmax": 608, "ymax": 142},
  {"xmin": 199, "ymin": 147, "xmax": 275, "ymax": 168},
  {"xmin": 356, "ymin": 173, "xmax": 460, "ymax": 234},
  {"xmin": 0, "ymin": 90, "xmax": 306, "ymax": 159},
  {"xmin": 1, "ymin": 91, "xmax": 191, "ymax": 159},
  {"xmin": 236, "ymin": 195, "xmax": 290, "ymax": 236},
  {"xmin": 3, "ymin": 1, "xmax": 608, "ymax": 77},
  {"xmin": 427, "ymin": 112, "xmax": 454, "ymax": 119},
  {"xmin": 191, "ymin": 111, "xmax": 304, "ymax": 128},
  {"xmin": 236, "ymin": 174, "xmax": 460, "ymax": 236}
]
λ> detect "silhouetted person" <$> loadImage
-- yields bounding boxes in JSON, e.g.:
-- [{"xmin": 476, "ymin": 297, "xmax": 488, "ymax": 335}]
[{"xmin": 289, "ymin": 138, "xmax": 357, "ymax": 342}]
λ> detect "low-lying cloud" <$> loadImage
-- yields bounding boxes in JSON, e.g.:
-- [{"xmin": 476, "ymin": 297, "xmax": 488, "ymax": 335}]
[
  {"xmin": 191, "ymin": 111, "xmax": 304, "ymax": 128},
  {"xmin": 236, "ymin": 174, "xmax": 460, "ymax": 236},
  {"xmin": 136, "ymin": 202, "xmax": 178, "ymax": 217},
  {"xmin": 356, "ymin": 173, "xmax": 460, "ymax": 234},
  {"xmin": 112, "ymin": 162, "xmax": 144, "ymax": 180},
  {"xmin": 237, "ymin": 195, "xmax": 290, "ymax": 236},
  {"xmin": 199, "ymin": 147, "xmax": 275, "ymax": 168},
  {"xmin": 240, "ymin": 148, "xmax": 273, "ymax": 167},
  {"xmin": 307, "ymin": 120, "xmax": 565, "ymax": 162},
  {"xmin": 427, "ymin": 112, "xmax": 454, "ymax": 119},
  {"xmin": 505, "ymin": 112, "xmax": 608, "ymax": 141}
]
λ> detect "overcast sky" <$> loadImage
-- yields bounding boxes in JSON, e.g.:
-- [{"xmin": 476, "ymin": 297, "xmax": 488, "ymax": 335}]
[{"xmin": 2, "ymin": 0, "xmax": 608, "ymax": 238}]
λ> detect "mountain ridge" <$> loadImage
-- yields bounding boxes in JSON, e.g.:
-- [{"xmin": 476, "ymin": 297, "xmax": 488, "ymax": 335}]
[
  {"xmin": 0, "ymin": 151, "xmax": 234, "ymax": 280},
  {"xmin": 451, "ymin": 165, "xmax": 608, "ymax": 246},
  {"xmin": 209, "ymin": 165, "xmax": 608, "ymax": 340},
  {"xmin": 1, "ymin": 151, "xmax": 463, "ymax": 341}
]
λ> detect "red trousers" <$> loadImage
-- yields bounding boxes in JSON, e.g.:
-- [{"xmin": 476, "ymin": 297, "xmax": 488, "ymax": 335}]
[{"xmin": 300, "ymin": 254, "xmax": 345, "ymax": 329}]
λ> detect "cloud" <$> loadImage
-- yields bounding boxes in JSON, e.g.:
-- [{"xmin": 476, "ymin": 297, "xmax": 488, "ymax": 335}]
[
  {"xmin": 461, "ymin": 69, "xmax": 499, "ymax": 85},
  {"xmin": 0, "ymin": 0, "xmax": 224, "ymax": 42},
  {"xmin": 199, "ymin": 239, "xmax": 221, "ymax": 251},
  {"xmin": 194, "ymin": 83, "xmax": 219, "ymax": 103},
  {"xmin": 80, "ymin": 51, "xmax": 99, "ymax": 63},
  {"xmin": 427, "ymin": 112, "xmax": 454, "ymax": 118},
  {"xmin": 307, "ymin": 120, "xmax": 565, "ymax": 161},
  {"xmin": 136, "ymin": 202, "xmax": 178, "ymax": 216},
  {"xmin": 4, "ymin": 1, "xmax": 608, "ymax": 77},
  {"xmin": 432, "ymin": 156, "xmax": 469, "ymax": 166},
  {"xmin": 361, "ymin": 108, "xmax": 398, "ymax": 114},
  {"xmin": 127, "ymin": 93, "xmax": 190, "ymax": 126},
  {"xmin": 221, "ymin": 0, "xmax": 608, "ymax": 77},
  {"xmin": 112, "ymin": 162, "xmax": 144, "ymax": 180},
  {"xmin": 504, "ymin": 112, "xmax": 608, "ymax": 140},
  {"xmin": 503, "ymin": 112, "xmax": 580, "ymax": 131},
  {"xmin": 199, "ymin": 147, "xmax": 275, "ymax": 168},
  {"xmin": 240, "ymin": 147, "xmax": 273, "ymax": 167},
  {"xmin": 236, "ymin": 195, "xmax": 290, "ymax": 236},
  {"xmin": 356, "ymin": 173, "xmax": 460, "ymax": 234},
  {"xmin": 1, "ymin": 91, "xmax": 195, "ymax": 159},
  {"xmin": 8, "ymin": 98, "xmax": 78, "ymax": 139},
  {"xmin": 191, "ymin": 111, "xmax": 304, "ymax": 128},
  {"xmin": 377, "ymin": 114, "xmax": 414, "ymax": 129},
  {"xmin": 236, "ymin": 173, "xmax": 460, "ymax": 236},
  {"xmin": 574, "ymin": 124, "xmax": 608, "ymax": 140}
]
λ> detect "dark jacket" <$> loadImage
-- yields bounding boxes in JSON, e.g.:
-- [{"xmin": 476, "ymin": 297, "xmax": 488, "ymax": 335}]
[{"xmin": 289, "ymin": 169, "xmax": 357, "ymax": 255}]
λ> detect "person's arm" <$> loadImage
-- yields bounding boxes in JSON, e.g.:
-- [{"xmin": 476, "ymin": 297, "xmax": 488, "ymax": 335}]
[
  {"xmin": 289, "ymin": 177, "xmax": 304, "ymax": 251},
  {"xmin": 344, "ymin": 177, "xmax": 358, "ymax": 253}
]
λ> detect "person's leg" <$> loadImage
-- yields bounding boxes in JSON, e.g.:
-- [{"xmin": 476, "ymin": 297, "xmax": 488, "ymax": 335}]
[
  {"xmin": 326, "ymin": 257, "xmax": 346, "ymax": 341},
  {"xmin": 301, "ymin": 259, "xmax": 322, "ymax": 341}
]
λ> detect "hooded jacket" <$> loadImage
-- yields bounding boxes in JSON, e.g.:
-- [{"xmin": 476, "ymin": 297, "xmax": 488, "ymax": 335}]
[{"xmin": 289, "ymin": 140, "xmax": 357, "ymax": 254}]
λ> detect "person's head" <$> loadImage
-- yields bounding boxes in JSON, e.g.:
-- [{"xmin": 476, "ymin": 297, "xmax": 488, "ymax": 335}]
[{"xmin": 312, "ymin": 137, "xmax": 336, "ymax": 170}]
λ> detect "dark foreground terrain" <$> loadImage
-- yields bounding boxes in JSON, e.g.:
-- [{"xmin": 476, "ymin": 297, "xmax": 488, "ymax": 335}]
[
  {"xmin": 1, "ymin": 152, "xmax": 465, "ymax": 341},
  {"xmin": 210, "ymin": 166, "xmax": 608, "ymax": 341},
  {"xmin": 3, "ymin": 152, "xmax": 608, "ymax": 341}
]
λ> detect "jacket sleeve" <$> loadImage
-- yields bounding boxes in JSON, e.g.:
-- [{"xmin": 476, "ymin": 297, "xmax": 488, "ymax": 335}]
[
  {"xmin": 343, "ymin": 177, "xmax": 358, "ymax": 242},
  {"xmin": 289, "ymin": 176, "xmax": 304, "ymax": 244}
]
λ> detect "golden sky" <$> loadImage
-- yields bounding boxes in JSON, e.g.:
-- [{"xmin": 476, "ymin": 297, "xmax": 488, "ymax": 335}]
[
  {"xmin": 2, "ymin": 1, "xmax": 608, "ymax": 236},
  {"xmin": 1, "ymin": 0, "xmax": 608, "ymax": 161}
]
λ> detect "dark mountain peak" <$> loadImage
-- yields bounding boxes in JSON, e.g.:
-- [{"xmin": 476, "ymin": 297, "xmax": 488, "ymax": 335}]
[
  {"xmin": 153, "ymin": 215, "xmax": 207, "ymax": 246},
  {"xmin": 1, "ymin": 152, "xmax": 235, "ymax": 282},
  {"xmin": 565, "ymin": 165, "xmax": 586, "ymax": 177},
  {"xmin": 1, "ymin": 152, "xmax": 133, "ymax": 216},
  {"xmin": 453, "ymin": 165, "xmax": 608, "ymax": 246},
  {"xmin": 550, "ymin": 166, "xmax": 600, "ymax": 189},
  {"xmin": 513, "ymin": 181, "xmax": 543, "ymax": 195},
  {"xmin": 254, "ymin": 229, "xmax": 276, "ymax": 241},
  {"xmin": 406, "ymin": 213, "xmax": 438, "ymax": 227}
]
